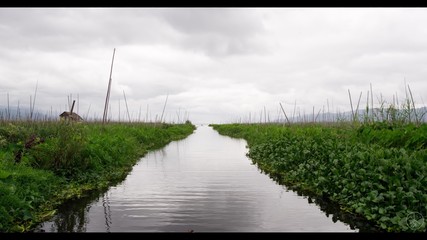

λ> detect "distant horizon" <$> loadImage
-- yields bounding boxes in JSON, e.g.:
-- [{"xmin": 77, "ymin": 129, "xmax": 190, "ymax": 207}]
[{"xmin": 1, "ymin": 103, "xmax": 426, "ymax": 125}]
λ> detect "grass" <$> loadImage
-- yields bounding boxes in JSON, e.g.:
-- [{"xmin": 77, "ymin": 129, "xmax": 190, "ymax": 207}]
[{"xmin": 0, "ymin": 120, "xmax": 195, "ymax": 232}]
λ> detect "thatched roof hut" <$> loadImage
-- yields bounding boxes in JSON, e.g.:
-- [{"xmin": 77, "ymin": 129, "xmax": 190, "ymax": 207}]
[
  {"xmin": 59, "ymin": 100, "xmax": 83, "ymax": 121},
  {"xmin": 59, "ymin": 111, "xmax": 83, "ymax": 121}
]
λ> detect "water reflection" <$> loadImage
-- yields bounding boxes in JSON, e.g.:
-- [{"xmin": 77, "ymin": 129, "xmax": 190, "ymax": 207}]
[
  {"xmin": 261, "ymin": 169, "xmax": 382, "ymax": 232},
  {"xmin": 102, "ymin": 192, "xmax": 112, "ymax": 232},
  {"xmin": 41, "ymin": 192, "xmax": 95, "ymax": 232},
  {"xmin": 36, "ymin": 125, "xmax": 379, "ymax": 232}
]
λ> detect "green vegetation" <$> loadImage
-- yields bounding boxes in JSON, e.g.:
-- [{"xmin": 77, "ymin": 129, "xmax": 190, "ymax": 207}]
[
  {"xmin": 0, "ymin": 121, "xmax": 195, "ymax": 232},
  {"xmin": 211, "ymin": 122, "xmax": 427, "ymax": 232}
]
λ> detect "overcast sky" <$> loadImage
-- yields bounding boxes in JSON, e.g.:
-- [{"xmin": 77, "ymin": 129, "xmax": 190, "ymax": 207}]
[{"xmin": 0, "ymin": 8, "xmax": 426, "ymax": 124}]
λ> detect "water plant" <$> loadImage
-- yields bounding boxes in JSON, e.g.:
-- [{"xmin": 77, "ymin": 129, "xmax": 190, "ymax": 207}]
[{"xmin": 211, "ymin": 122, "xmax": 427, "ymax": 232}]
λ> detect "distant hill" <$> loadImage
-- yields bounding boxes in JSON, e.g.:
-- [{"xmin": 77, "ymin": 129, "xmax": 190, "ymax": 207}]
[{"xmin": 0, "ymin": 106, "xmax": 59, "ymax": 121}]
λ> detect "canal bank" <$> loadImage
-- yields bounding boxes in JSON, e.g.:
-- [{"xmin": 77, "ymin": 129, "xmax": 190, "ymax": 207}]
[{"xmin": 37, "ymin": 125, "xmax": 361, "ymax": 232}]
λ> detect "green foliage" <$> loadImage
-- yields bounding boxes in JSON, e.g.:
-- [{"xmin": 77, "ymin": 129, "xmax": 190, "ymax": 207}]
[
  {"xmin": 0, "ymin": 163, "xmax": 61, "ymax": 232},
  {"xmin": 30, "ymin": 123, "xmax": 88, "ymax": 178},
  {"xmin": 0, "ymin": 121, "xmax": 195, "ymax": 232},
  {"xmin": 212, "ymin": 122, "xmax": 427, "ymax": 232}
]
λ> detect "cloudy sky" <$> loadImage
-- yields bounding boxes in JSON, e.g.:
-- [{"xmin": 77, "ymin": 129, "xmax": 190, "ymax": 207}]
[{"xmin": 0, "ymin": 8, "xmax": 426, "ymax": 124}]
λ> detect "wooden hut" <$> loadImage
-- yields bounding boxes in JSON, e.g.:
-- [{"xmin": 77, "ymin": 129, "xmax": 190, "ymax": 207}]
[
  {"xmin": 59, "ymin": 111, "xmax": 83, "ymax": 121},
  {"xmin": 59, "ymin": 100, "xmax": 83, "ymax": 122}
]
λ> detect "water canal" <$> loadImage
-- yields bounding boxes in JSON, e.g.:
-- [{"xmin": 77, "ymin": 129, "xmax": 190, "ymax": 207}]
[{"xmin": 37, "ymin": 125, "xmax": 370, "ymax": 232}]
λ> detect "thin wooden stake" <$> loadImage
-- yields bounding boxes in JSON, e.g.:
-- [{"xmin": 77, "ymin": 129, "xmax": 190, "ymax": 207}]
[
  {"xmin": 103, "ymin": 48, "xmax": 116, "ymax": 124},
  {"xmin": 279, "ymin": 102, "xmax": 290, "ymax": 126},
  {"xmin": 138, "ymin": 104, "xmax": 142, "ymax": 122},
  {"xmin": 370, "ymin": 83, "xmax": 374, "ymax": 121},
  {"xmin": 348, "ymin": 89, "xmax": 355, "ymax": 122},
  {"xmin": 17, "ymin": 100, "xmax": 20, "ymax": 120},
  {"xmin": 7, "ymin": 92, "xmax": 10, "ymax": 120},
  {"xmin": 123, "ymin": 90, "xmax": 131, "ymax": 123},
  {"xmin": 355, "ymin": 91, "xmax": 362, "ymax": 122},
  {"xmin": 264, "ymin": 106, "xmax": 267, "ymax": 124},
  {"xmin": 160, "ymin": 93, "xmax": 169, "ymax": 123},
  {"xmin": 85, "ymin": 104, "xmax": 91, "ymax": 120}
]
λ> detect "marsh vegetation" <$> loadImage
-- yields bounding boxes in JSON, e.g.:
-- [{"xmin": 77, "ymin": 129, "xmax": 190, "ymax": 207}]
[{"xmin": 0, "ymin": 120, "xmax": 195, "ymax": 232}]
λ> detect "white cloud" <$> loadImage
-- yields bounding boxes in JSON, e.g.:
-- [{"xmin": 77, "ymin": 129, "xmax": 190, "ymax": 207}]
[{"xmin": 1, "ymin": 8, "xmax": 426, "ymax": 124}]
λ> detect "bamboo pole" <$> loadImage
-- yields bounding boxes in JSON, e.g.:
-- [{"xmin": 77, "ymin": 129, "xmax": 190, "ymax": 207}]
[
  {"xmin": 17, "ymin": 100, "xmax": 20, "ymax": 120},
  {"xmin": 370, "ymin": 83, "xmax": 374, "ymax": 122},
  {"xmin": 312, "ymin": 106, "xmax": 315, "ymax": 123},
  {"xmin": 146, "ymin": 104, "xmax": 149, "ymax": 123},
  {"xmin": 327, "ymin": 99, "xmax": 330, "ymax": 122},
  {"xmin": 355, "ymin": 91, "xmax": 362, "ymax": 122},
  {"xmin": 123, "ymin": 90, "xmax": 131, "ymax": 123},
  {"xmin": 315, "ymin": 108, "xmax": 321, "ymax": 122},
  {"xmin": 292, "ymin": 100, "xmax": 297, "ymax": 123},
  {"xmin": 7, "ymin": 92, "xmax": 10, "ymax": 120},
  {"xmin": 31, "ymin": 80, "xmax": 38, "ymax": 120},
  {"xmin": 70, "ymin": 100, "xmax": 75, "ymax": 114},
  {"xmin": 102, "ymin": 48, "xmax": 116, "ymax": 124},
  {"xmin": 348, "ymin": 89, "xmax": 355, "ymax": 122},
  {"xmin": 29, "ymin": 95, "xmax": 32, "ymax": 121},
  {"xmin": 279, "ymin": 102, "xmax": 290, "ymax": 126},
  {"xmin": 264, "ymin": 106, "xmax": 267, "ymax": 124},
  {"xmin": 160, "ymin": 93, "xmax": 169, "ymax": 123},
  {"xmin": 85, "ymin": 104, "xmax": 91, "ymax": 120},
  {"xmin": 138, "ymin": 104, "xmax": 142, "ymax": 122}
]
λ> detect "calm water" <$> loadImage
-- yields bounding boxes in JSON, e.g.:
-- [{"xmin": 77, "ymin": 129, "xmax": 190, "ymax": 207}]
[{"xmin": 37, "ymin": 125, "xmax": 363, "ymax": 232}]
